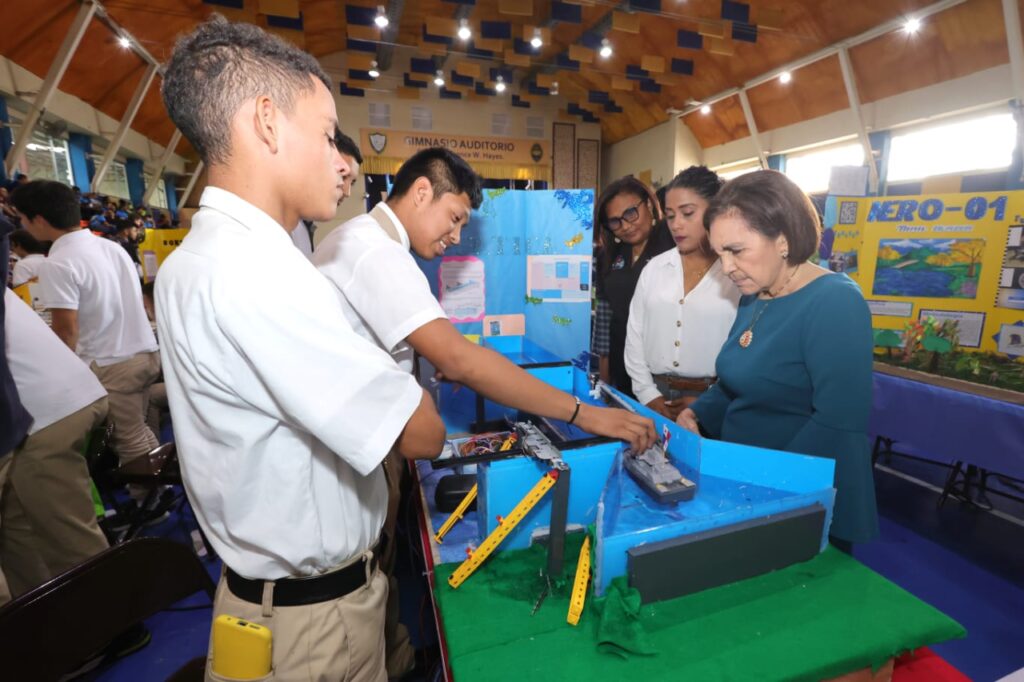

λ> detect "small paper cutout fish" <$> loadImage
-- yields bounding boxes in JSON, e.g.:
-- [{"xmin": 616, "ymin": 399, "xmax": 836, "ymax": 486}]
[
  {"xmin": 564, "ymin": 232, "xmax": 583, "ymax": 248},
  {"xmin": 552, "ymin": 315, "xmax": 572, "ymax": 326},
  {"xmin": 525, "ymin": 295, "xmax": 543, "ymax": 305}
]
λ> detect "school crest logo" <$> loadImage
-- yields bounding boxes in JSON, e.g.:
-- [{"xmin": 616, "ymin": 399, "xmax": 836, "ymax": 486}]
[{"xmin": 369, "ymin": 132, "xmax": 387, "ymax": 154}]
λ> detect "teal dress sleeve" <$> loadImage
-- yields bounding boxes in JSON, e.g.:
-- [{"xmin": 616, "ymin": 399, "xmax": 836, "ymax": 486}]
[{"xmin": 784, "ymin": 280, "xmax": 878, "ymax": 543}]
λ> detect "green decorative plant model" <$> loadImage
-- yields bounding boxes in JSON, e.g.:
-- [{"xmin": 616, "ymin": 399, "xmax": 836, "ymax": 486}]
[{"xmin": 874, "ymin": 317, "xmax": 1024, "ymax": 392}]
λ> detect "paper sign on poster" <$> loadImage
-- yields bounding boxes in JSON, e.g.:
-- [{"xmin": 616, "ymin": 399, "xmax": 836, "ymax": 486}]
[
  {"xmin": 918, "ymin": 309, "xmax": 986, "ymax": 348},
  {"xmin": 526, "ymin": 255, "xmax": 591, "ymax": 303},
  {"xmin": 439, "ymin": 256, "xmax": 486, "ymax": 322}
]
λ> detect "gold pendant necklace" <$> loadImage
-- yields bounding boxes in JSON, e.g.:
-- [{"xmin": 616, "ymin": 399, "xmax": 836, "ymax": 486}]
[
  {"xmin": 679, "ymin": 259, "xmax": 713, "ymax": 305},
  {"xmin": 738, "ymin": 264, "xmax": 801, "ymax": 349}
]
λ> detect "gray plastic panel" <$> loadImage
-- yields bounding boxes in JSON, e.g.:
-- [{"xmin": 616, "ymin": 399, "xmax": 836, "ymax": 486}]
[{"xmin": 627, "ymin": 504, "xmax": 826, "ymax": 603}]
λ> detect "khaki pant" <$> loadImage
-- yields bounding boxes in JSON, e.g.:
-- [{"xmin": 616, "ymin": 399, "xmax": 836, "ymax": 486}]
[
  {"xmin": 147, "ymin": 381, "xmax": 168, "ymax": 439},
  {"xmin": 0, "ymin": 398, "xmax": 110, "ymax": 603},
  {"xmin": 381, "ymin": 454, "xmax": 415, "ymax": 679},
  {"xmin": 206, "ymin": 557, "xmax": 389, "ymax": 682},
  {"xmin": 91, "ymin": 352, "xmax": 160, "ymax": 464},
  {"xmin": 0, "ymin": 453, "xmax": 12, "ymax": 605}
]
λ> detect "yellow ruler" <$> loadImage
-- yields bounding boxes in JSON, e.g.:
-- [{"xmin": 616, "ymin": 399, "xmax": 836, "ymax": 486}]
[
  {"xmin": 567, "ymin": 535, "xmax": 591, "ymax": 626},
  {"xmin": 448, "ymin": 470, "xmax": 559, "ymax": 589},
  {"xmin": 434, "ymin": 484, "xmax": 478, "ymax": 544}
]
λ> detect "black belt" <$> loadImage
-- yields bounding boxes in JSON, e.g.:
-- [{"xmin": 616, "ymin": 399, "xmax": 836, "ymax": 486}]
[{"xmin": 226, "ymin": 538, "xmax": 383, "ymax": 607}]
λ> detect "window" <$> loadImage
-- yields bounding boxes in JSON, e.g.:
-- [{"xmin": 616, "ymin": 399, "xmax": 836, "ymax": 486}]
[
  {"xmin": 411, "ymin": 106, "xmax": 432, "ymax": 131},
  {"xmin": 887, "ymin": 112, "xmax": 1016, "ymax": 182},
  {"xmin": 24, "ymin": 130, "xmax": 73, "ymax": 185},
  {"xmin": 713, "ymin": 160, "xmax": 760, "ymax": 181},
  {"xmin": 95, "ymin": 160, "xmax": 131, "ymax": 200},
  {"xmin": 784, "ymin": 143, "xmax": 864, "ymax": 194},
  {"xmin": 144, "ymin": 174, "xmax": 169, "ymax": 209},
  {"xmin": 526, "ymin": 116, "xmax": 544, "ymax": 139},
  {"xmin": 492, "ymin": 112, "xmax": 511, "ymax": 136},
  {"xmin": 369, "ymin": 102, "xmax": 391, "ymax": 127}
]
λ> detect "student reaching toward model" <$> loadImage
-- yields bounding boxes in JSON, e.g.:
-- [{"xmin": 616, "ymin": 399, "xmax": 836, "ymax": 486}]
[{"xmin": 313, "ymin": 147, "xmax": 658, "ymax": 452}]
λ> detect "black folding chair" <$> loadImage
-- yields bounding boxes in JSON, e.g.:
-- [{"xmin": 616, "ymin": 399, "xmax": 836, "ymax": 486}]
[{"xmin": 0, "ymin": 537, "xmax": 216, "ymax": 681}]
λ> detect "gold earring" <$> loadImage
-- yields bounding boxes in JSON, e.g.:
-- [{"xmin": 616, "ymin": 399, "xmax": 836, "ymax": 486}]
[{"xmin": 781, "ymin": 251, "xmax": 789, "ymax": 259}]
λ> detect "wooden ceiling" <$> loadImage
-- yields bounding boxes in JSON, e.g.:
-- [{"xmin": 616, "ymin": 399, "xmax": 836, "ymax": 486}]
[{"xmin": 0, "ymin": 0, "xmax": 1019, "ymax": 157}]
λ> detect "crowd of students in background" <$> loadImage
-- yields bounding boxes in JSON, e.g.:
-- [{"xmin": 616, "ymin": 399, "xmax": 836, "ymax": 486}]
[{"xmin": 2, "ymin": 173, "xmax": 177, "ymax": 288}]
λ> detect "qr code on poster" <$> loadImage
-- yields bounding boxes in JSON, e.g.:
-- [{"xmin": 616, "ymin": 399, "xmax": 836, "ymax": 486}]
[{"xmin": 838, "ymin": 201, "xmax": 859, "ymax": 225}]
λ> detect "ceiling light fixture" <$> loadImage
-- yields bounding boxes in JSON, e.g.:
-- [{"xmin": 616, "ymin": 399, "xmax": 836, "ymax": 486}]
[
  {"xmin": 434, "ymin": 69, "xmax": 445, "ymax": 87},
  {"xmin": 495, "ymin": 75, "xmax": 507, "ymax": 93},
  {"xmin": 779, "ymin": 71, "xmax": 792, "ymax": 84},
  {"xmin": 530, "ymin": 29, "xmax": 543, "ymax": 49},
  {"xmin": 368, "ymin": 60, "xmax": 380, "ymax": 78},
  {"xmin": 458, "ymin": 19, "xmax": 472, "ymax": 41},
  {"xmin": 551, "ymin": 81, "xmax": 559, "ymax": 95},
  {"xmin": 599, "ymin": 38, "xmax": 613, "ymax": 59},
  {"xmin": 700, "ymin": 104, "xmax": 711, "ymax": 115},
  {"xmin": 117, "ymin": 35, "xmax": 131, "ymax": 48},
  {"xmin": 904, "ymin": 17, "xmax": 921, "ymax": 33},
  {"xmin": 374, "ymin": 6, "xmax": 389, "ymax": 28}
]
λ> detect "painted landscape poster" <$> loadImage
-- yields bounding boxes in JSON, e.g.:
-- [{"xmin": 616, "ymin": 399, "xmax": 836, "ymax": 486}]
[{"xmin": 873, "ymin": 238, "xmax": 984, "ymax": 299}]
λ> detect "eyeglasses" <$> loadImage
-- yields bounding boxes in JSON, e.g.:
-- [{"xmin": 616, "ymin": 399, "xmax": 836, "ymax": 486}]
[{"xmin": 603, "ymin": 199, "xmax": 645, "ymax": 232}]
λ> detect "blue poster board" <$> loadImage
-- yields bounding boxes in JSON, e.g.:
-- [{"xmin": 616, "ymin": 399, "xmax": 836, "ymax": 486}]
[{"xmin": 414, "ymin": 189, "xmax": 594, "ymax": 361}]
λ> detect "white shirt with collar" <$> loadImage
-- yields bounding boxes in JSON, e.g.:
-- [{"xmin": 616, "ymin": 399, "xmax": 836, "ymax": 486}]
[
  {"xmin": 4, "ymin": 289, "xmax": 107, "ymax": 435},
  {"xmin": 290, "ymin": 220, "xmax": 314, "ymax": 260},
  {"xmin": 624, "ymin": 250, "xmax": 740, "ymax": 405},
  {"xmin": 11, "ymin": 253, "xmax": 45, "ymax": 287},
  {"xmin": 36, "ymin": 229, "xmax": 157, "ymax": 366},
  {"xmin": 155, "ymin": 187, "xmax": 424, "ymax": 580},
  {"xmin": 312, "ymin": 202, "xmax": 446, "ymax": 373}
]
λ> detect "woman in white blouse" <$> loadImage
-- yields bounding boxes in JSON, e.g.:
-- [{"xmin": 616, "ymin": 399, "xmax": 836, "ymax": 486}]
[{"xmin": 625, "ymin": 166, "xmax": 740, "ymax": 420}]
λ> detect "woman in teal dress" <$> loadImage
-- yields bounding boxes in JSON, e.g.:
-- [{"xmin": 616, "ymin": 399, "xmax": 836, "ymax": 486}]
[{"xmin": 676, "ymin": 170, "xmax": 878, "ymax": 548}]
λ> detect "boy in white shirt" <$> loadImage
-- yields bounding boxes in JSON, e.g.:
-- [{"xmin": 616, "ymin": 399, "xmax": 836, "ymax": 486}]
[
  {"xmin": 11, "ymin": 181, "xmax": 160, "ymax": 469},
  {"xmin": 8, "ymin": 229, "xmax": 48, "ymax": 287},
  {"xmin": 315, "ymin": 147, "xmax": 656, "ymax": 445},
  {"xmin": 158, "ymin": 16, "xmax": 445, "ymax": 680},
  {"xmin": 1, "ymin": 290, "xmax": 110, "ymax": 603}
]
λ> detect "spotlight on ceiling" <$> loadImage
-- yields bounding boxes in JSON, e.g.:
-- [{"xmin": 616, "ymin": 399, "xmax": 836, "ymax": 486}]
[
  {"xmin": 368, "ymin": 61, "xmax": 380, "ymax": 79},
  {"xmin": 904, "ymin": 17, "xmax": 921, "ymax": 33},
  {"xmin": 434, "ymin": 70, "xmax": 445, "ymax": 87},
  {"xmin": 495, "ymin": 75, "xmax": 507, "ymax": 93},
  {"xmin": 117, "ymin": 35, "xmax": 131, "ymax": 48},
  {"xmin": 530, "ymin": 29, "xmax": 543, "ymax": 49},
  {"xmin": 599, "ymin": 38, "xmax": 613, "ymax": 59},
  {"xmin": 779, "ymin": 71, "xmax": 792, "ymax": 84},
  {"xmin": 458, "ymin": 19, "xmax": 471, "ymax": 41},
  {"xmin": 374, "ymin": 6, "xmax": 389, "ymax": 28},
  {"xmin": 700, "ymin": 104, "xmax": 711, "ymax": 115},
  {"xmin": 551, "ymin": 81, "xmax": 559, "ymax": 95}
]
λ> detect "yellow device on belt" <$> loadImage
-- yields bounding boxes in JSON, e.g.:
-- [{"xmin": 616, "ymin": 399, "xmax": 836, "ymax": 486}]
[{"xmin": 211, "ymin": 614, "xmax": 272, "ymax": 679}]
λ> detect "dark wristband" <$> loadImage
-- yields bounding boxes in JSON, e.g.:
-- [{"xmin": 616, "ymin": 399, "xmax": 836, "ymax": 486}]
[{"xmin": 568, "ymin": 396, "xmax": 582, "ymax": 425}]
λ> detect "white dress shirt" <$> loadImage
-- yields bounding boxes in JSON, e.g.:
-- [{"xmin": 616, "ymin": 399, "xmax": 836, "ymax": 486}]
[
  {"xmin": 36, "ymin": 229, "xmax": 157, "ymax": 366},
  {"xmin": 155, "ymin": 187, "xmax": 424, "ymax": 580},
  {"xmin": 4, "ymin": 289, "xmax": 107, "ymax": 435},
  {"xmin": 624, "ymin": 251, "xmax": 740, "ymax": 405},
  {"xmin": 290, "ymin": 220, "xmax": 314, "ymax": 260},
  {"xmin": 11, "ymin": 253, "xmax": 45, "ymax": 287},
  {"xmin": 313, "ymin": 203, "xmax": 446, "ymax": 373}
]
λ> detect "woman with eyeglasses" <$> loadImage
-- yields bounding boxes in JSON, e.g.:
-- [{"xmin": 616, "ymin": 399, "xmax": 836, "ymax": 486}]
[
  {"xmin": 594, "ymin": 176, "xmax": 675, "ymax": 396},
  {"xmin": 676, "ymin": 170, "xmax": 877, "ymax": 551},
  {"xmin": 624, "ymin": 167, "xmax": 740, "ymax": 420}
]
